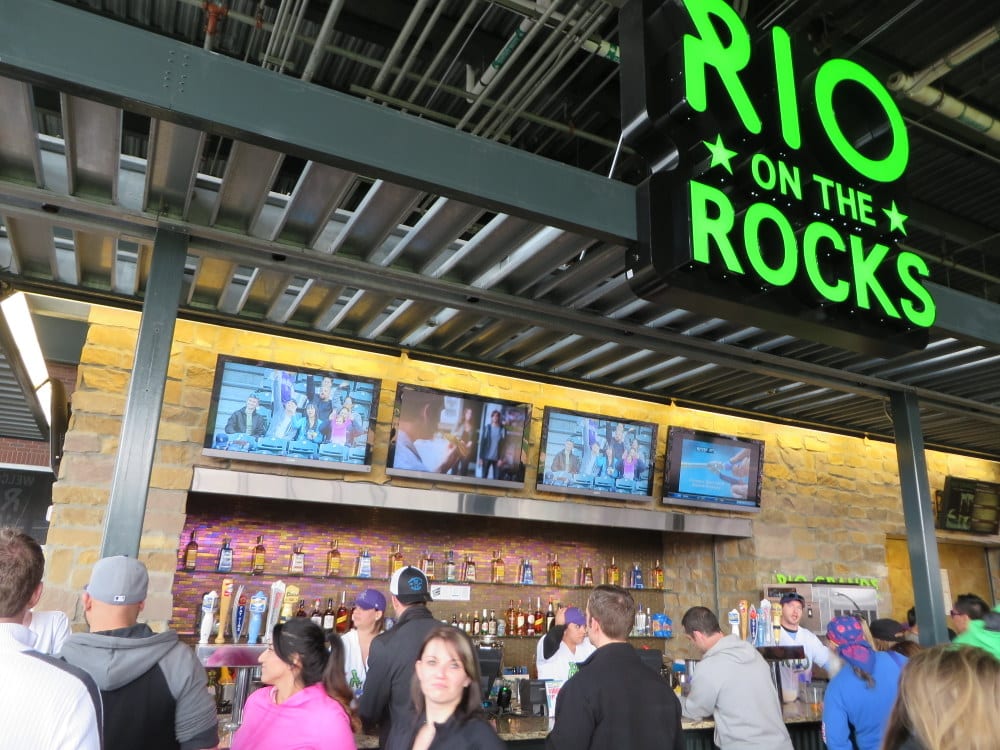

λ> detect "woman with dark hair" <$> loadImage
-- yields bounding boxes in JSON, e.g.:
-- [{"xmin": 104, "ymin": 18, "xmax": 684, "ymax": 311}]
[
  {"xmin": 296, "ymin": 401, "xmax": 327, "ymax": 445},
  {"xmin": 385, "ymin": 626, "xmax": 504, "ymax": 750},
  {"xmin": 232, "ymin": 618, "xmax": 358, "ymax": 750},
  {"xmin": 823, "ymin": 616, "xmax": 904, "ymax": 750},
  {"xmin": 881, "ymin": 644, "xmax": 1000, "ymax": 750}
]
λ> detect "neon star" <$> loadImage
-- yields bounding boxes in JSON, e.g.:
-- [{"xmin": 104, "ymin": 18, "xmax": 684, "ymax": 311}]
[
  {"xmin": 883, "ymin": 200, "xmax": 908, "ymax": 235},
  {"xmin": 703, "ymin": 134, "xmax": 738, "ymax": 174}
]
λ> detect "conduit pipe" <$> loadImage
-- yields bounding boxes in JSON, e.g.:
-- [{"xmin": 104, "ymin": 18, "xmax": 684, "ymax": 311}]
[
  {"xmin": 300, "ymin": 0, "xmax": 345, "ymax": 82},
  {"xmin": 202, "ymin": 2, "xmax": 228, "ymax": 52},
  {"xmin": 370, "ymin": 0, "xmax": 433, "ymax": 94},
  {"xmin": 387, "ymin": 0, "xmax": 447, "ymax": 98},
  {"xmin": 887, "ymin": 20, "xmax": 1000, "ymax": 142}
]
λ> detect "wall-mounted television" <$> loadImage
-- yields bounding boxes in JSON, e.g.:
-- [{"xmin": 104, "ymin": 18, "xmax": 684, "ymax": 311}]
[
  {"xmin": 202, "ymin": 355, "xmax": 382, "ymax": 472},
  {"xmin": 936, "ymin": 476, "xmax": 1000, "ymax": 535},
  {"xmin": 386, "ymin": 384, "xmax": 531, "ymax": 490},
  {"xmin": 662, "ymin": 427, "xmax": 764, "ymax": 512},
  {"xmin": 535, "ymin": 407, "xmax": 658, "ymax": 502}
]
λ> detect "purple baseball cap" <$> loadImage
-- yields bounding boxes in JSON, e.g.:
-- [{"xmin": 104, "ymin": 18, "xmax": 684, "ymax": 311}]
[
  {"xmin": 564, "ymin": 607, "xmax": 587, "ymax": 627},
  {"xmin": 354, "ymin": 588, "xmax": 386, "ymax": 611}
]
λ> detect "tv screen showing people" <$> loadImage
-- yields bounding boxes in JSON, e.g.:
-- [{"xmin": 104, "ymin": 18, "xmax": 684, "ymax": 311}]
[
  {"xmin": 662, "ymin": 427, "xmax": 764, "ymax": 511},
  {"xmin": 386, "ymin": 384, "xmax": 530, "ymax": 489},
  {"xmin": 202, "ymin": 355, "xmax": 381, "ymax": 472},
  {"xmin": 535, "ymin": 407, "xmax": 657, "ymax": 502}
]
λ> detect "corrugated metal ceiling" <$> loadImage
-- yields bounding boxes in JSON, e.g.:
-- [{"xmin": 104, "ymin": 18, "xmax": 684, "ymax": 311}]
[{"xmin": 1, "ymin": 0, "xmax": 1000, "ymax": 460}]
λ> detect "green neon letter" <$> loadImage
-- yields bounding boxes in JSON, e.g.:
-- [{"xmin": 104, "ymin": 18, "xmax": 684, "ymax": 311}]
[
  {"xmin": 684, "ymin": 0, "xmax": 761, "ymax": 134},
  {"xmin": 815, "ymin": 59, "xmax": 909, "ymax": 182},
  {"xmin": 803, "ymin": 222, "xmax": 849, "ymax": 302},
  {"xmin": 771, "ymin": 26, "xmax": 800, "ymax": 150},
  {"xmin": 849, "ymin": 235, "xmax": 899, "ymax": 316},
  {"xmin": 897, "ymin": 251, "xmax": 937, "ymax": 327},
  {"xmin": 689, "ymin": 180, "xmax": 743, "ymax": 273},
  {"xmin": 743, "ymin": 203, "xmax": 797, "ymax": 286}
]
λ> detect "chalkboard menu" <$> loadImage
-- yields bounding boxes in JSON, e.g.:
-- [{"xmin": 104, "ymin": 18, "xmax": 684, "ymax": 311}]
[
  {"xmin": 0, "ymin": 468, "xmax": 54, "ymax": 542},
  {"xmin": 937, "ymin": 476, "xmax": 1000, "ymax": 535}
]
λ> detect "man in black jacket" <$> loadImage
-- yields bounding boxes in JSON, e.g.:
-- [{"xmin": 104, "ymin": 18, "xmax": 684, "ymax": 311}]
[
  {"xmin": 547, "ymin": 585, "xmax": 683, "ymax": 750},
  {"xmin": 359, "ymin": 566, "xmax": 438, "ymax": 745}
]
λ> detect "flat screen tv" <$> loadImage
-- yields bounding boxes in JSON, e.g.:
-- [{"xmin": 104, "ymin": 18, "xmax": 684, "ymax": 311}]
[
  {"xmin": 662, "ymin": 427, "xmax": 764, "ymax": 512},
  {"xmin": 202, "ymin": 355, "xmax": 382, "ymax": 472},
  {"xmin": 535, "ymin": 407, "xmax": 658, "ymax": 502},
  {"xmin": 386, "ymin": 384, "xmax": 531, "ymax": 490}
]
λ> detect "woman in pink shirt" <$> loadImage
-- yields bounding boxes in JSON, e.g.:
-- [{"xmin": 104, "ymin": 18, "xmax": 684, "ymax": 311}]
[{"xmin": 233, "ymin": 618, "xmax": 358, "ymax": 750}]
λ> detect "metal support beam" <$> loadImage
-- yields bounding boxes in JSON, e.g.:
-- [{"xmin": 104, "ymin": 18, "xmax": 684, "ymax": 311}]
[
  {"xmin": 100, "ymin": 228, "xmax": 186, "ymax": 557},
  {"xmin": 0, "ymin": 0, "xmax": 635, "ymax": 244},
  {"xmin": 890, "ymin": 389, "xmax": 949, "ymax": 646}
]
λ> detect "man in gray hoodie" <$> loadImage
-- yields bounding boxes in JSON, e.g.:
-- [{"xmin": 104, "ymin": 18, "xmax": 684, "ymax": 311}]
[
  {"xmin": 60, "ymin": 556, "xmax": 219, "ymax": 750},
  {"xmin": 679, "ymin": 606, "xmax": 792, "ymax": 750}
]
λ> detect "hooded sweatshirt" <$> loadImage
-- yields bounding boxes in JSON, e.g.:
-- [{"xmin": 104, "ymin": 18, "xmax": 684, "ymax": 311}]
[
  {"xmin": 60, "ymin": 623, "xmax": 219, "ymax": 750},
  {"xmin": 680, "ymin": 634, "xmax": 792, "ymax": 750}
]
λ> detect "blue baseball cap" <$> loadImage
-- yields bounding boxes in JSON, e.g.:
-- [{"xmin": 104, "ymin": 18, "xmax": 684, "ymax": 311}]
[
  {"xmin": 564, "ymin": 607, "xmax": 587, "ymax": 626},
  {"xmin": 355, "ymin": 588, "xmax": 386, "ymax": 611}
]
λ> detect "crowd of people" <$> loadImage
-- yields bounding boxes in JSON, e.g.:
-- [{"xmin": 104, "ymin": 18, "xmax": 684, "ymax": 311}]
[{"xmin": 4, "ymin": 523, "xmax": 1000, "ymax": 750}]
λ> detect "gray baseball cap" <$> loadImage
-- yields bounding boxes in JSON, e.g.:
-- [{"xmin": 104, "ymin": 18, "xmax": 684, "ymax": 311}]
[{"xmin": 86, "ymin": 555, "xmax": 149, "ymax": 605}]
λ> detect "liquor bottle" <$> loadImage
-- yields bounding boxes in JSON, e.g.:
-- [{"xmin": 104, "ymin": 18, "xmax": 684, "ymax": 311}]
[
  {"xmin": 288, "ymin": 544, "xmax": 305, "ymax": 575},
  {"xmin": 629, "ymin": 562, "xmax": 645, "ymax": 589},
  {"xmin": 335, "ymin": 592, "xmax": 350, "ymax": 634},
  {"xmin": 506, "ymin": 600, "xmax": 516, "ymax": 636},
  {"xmin": 250, "ymin": 535, "xmax": 266, "ymax": 575},
  {"xmin": 526, "ymin": 611, "xmax": 535, "ymax": 637},
  {"xmin": 458, "ymin": 612, "xmax": 467, "ymax": 632},
  {"xmin": 310, "ymin": 599, "xmax": 323, "ymax": 627},
  {"xmin": 295, "ymin": 598, "xmax": 308, "ymax": 618},
  {"xmin": 521, "ymin": 558, "xmax": 534, "ymax": 585},
  {"xmin": 580, "ymin": 560, "xmax": 594, "ymax": 586},
  {"xmin": 533, "ymin": 597, "xmax": 545, "ymax": 634},
  {"xmin": 605, "ymin": 556, "xmax": 621, "ymax": 586},
  {"xmin": 491, "ymin": 550, "xmax": 505, "ymax": 583},
  {"xmin": 183, "ymin": 530, "xmax": 198, "ymax": 572},
  {"xmin": 488, "ymin": 609, "xmax": 498, "ymax": 636},
  {"xmin": 650, "ymin": 559, "xmax": 665, "ymax": 590},
  {"xmin": 545, "ymin": 599, "xmax": 555, "ymax": 632},
  {"xmin": 472, "ymin": 610, "xmax": 481, "ymax": 636},
  {"xmin": 549, "ymin": 553, "xmax": 562, "ymax": 586},
  {"xmin": 451, "ymin": 613, "xmax": 458, "ymax": 628},
  {"xmin": 355, "ymin": 548, "xmax": 373, "ymax": 579},
  {"xmin": 420, "ymin": 549, "xmax": 436, "ymax": 579},
  {"xmin": 215, "ymin": 537, "xmax": 233, "ymax": 574},
  {"xmin": 325, "ymin": 540, "xmax": 341, "ymax": 578},
  {"xmin": 515, "ymin": 600, "xmax": 526, "ymax": 636},
  {"xmin": 463, "ymin": 554, "xmax": 477, "ymax": 582},
  {"xmin": 444, "ymin": 550, "xmax": 457, "ymax": 582},
  {"xmin": 389, "ymin": 543, "xmax": 405, "ymax": 578},
  {"xmin": 323, "ymin": 598, "xmax": 336, "ymax": 633}
]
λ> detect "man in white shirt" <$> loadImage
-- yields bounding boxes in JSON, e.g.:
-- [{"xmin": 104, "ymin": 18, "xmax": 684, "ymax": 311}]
[
  {"xmin": 0, "ymin": 527, "xmax": 102, "ymax": 750},
  {"xmin": 24, "ymin": 608, "xmax": 72, "ymax": 654},
  {"xmin": 775, "ymin": 592, "xmax": 836, "ymax": 685},
  {"xmin": 536, "ymin": 606, "xmax": 596, "ymax": 681}
]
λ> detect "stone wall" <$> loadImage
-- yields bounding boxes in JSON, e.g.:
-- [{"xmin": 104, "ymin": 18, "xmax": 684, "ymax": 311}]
[{"xmin": 40, "ymin": 309, "xmax": 1000, "ymax": 630}]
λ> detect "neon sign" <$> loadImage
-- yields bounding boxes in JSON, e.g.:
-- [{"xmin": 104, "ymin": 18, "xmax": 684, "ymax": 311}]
[{"xmin": 620, "ymin": 0, "xmax": 934, "ymax": 353}]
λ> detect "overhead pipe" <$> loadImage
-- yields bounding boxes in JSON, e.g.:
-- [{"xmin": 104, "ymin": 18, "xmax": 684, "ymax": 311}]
[
  {"xmin": 387, "ymin": 0, "xmax": 447, "ymax": 98},
  {"xmin": 484, "ymin": 3, "xmax": 611, "ymax": 141},
  {"xmin": 276, "ymin": 0, "xmax": 310, "ymax": 74},
  {"xmin": 300, "ymin": 0, "xmax": 345, "ymax": 82},
  {"xmin": 456, "ymin": 0, "xmax": 563, "ymax": 131},
  {"xmin": 490, "ymin": 0, "xmax": 620, "ymax": 62},
  {"xmin": 202, "ymin": 2, "xmax": 229, "ymax": 52},
  {"xmin": 473, "ymin": 2, "xmax": 586, "ymax": 137},
  {"xmin": 370, "ymin": 0, "xmax": 433, "ymax": 94},
  {"xmin": 887, "ymin": 21, "xmax": 1000, "ymax": 142},
  {"xmin": 407, "ymin": 1, "xmax": 484, "ymax": 109}
]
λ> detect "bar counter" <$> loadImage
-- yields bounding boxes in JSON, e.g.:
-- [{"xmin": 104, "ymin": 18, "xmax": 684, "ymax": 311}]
[{"xmin": 220, "ymin": 700, "xmax": 822, "ymax": 749}]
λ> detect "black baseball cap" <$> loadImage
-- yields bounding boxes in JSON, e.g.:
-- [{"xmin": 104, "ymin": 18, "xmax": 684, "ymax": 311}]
[{"xmin": 780, "ymin": 592, "xmax": 805, "ymax": 606}]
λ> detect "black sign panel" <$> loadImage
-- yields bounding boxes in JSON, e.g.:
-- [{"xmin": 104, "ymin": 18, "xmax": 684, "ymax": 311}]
[
  {"xmin": 0, "ymin": 469, "xmax": 54, "ymax": 542},
  {"xmin": 620, "ymin": 0, "xmax": 932, "ymax": 355}
]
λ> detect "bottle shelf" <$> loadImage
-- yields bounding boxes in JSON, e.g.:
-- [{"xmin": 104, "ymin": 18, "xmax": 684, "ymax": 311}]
[{"xmin": 175, "ymin": 569, "xmax": 669, "ymax": 593}]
